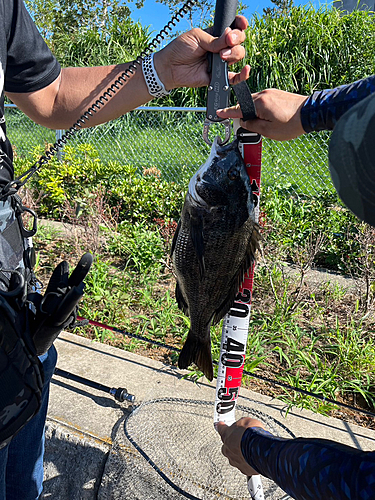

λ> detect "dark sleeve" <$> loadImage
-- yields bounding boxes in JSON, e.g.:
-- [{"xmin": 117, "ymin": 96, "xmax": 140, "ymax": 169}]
[
  {"xmin": 241, "ymin": 426, "xmax": 375, "ymax": 500},
  {"xmin": 4, "ymin": 0, "xmax": 61, "ymax": 93},
  {"xmin": 300, "ymin": 75, "xmax": 375, "ymax": 133}
]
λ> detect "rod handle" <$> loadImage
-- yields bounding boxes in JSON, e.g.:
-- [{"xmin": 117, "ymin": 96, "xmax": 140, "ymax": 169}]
[{"xmin": 212, "ymin": 0, "xmax": 238, "ymax": 37}]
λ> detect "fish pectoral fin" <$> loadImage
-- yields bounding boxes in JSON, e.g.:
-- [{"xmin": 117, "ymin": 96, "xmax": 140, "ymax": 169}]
[
  {"xmin": 175, "ymin": 282, "xmax": 189, "ymax": 316},
  {"xmin": 170, "ymin": 219, "xmax": 181, "ymax": 257},
  {"xmin": 239, "ymin": 223, "xmax": 261, "ymax": 281},
  {"xmin": 212, "ymin": 280, "xmax": 239, "ymax": 325},
  {"xmin": 212, "ymin": 225, "xmax": 262, "ymax": 325},
  {"xmin": 190, "ymin": 215, "xmax": 206, "ymax": 279}
]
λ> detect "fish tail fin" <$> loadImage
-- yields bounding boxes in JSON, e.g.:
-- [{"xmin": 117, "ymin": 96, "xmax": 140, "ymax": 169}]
[{"xmin": 178, "ymin": 332, "xmax": 213, "ymax": 381}]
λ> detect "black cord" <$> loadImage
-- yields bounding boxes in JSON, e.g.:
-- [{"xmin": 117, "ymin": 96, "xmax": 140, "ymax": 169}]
[
  {"xmin": 0, "ymin": 0, "xmax": 198, "ymax": 200},
  {"xmin": 85, "ymin": 318, "xmax": 375, "ymax": 418}
]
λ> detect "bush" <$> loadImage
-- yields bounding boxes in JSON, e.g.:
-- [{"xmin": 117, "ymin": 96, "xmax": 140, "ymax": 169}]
[
  {"xmin": 261, "ymin": 188, "xmax": 362, "ymax": 274},
  {"xmin": 105, "ymin": 221, "xmax": 164, "ymax": 276},
  {"xmin": 15, "ymin": 143, "xmax": 186, "ymax": 225}
]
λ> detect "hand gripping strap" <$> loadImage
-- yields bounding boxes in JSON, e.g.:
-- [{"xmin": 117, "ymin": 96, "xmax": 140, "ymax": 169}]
[{"xmin": 232, "ymin": 81, "xmax": 257, "ymax": 121}]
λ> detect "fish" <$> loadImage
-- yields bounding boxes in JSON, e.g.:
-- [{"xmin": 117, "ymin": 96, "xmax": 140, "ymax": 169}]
[{"xmin": 170, "ymin": 137, "xmax": 260, "ymax": 381}]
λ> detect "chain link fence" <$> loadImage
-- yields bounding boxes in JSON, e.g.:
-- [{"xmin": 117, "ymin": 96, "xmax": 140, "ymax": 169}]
[{"xmin": 5, "ymin": 105, "xmax": 333, "ymax": 195}]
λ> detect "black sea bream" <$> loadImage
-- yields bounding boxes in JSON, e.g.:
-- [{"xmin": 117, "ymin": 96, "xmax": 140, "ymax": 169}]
[{"xmin": 171, "ymin": 137, "xmax": 260, "ymax": 381}]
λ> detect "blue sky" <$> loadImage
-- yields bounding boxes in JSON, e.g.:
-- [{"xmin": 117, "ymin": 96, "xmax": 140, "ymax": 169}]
[{"xmin": 131, "ymin": 0, "xmax": 327, "ymax": 35}]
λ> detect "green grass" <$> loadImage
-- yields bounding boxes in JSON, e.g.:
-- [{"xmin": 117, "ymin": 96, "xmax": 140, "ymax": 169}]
[{"xmin": 31, "ymin": 179, "xmax": 375, "ymax": 422}]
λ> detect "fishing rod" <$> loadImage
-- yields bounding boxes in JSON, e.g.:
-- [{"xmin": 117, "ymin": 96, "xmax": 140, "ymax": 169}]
[
  {"xmin": 78, "ymin": 315, "xmax": 375, "ymax": 419},
  {"xmin": 54, "ymin": 367, "xmax": 135, "ymax": 403}
]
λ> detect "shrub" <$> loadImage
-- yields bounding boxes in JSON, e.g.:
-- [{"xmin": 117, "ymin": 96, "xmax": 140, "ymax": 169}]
[
  {"xmin": 15, "ymin": 143, "xmax": 186, "ymax": 225},
  {"xmin": 261, "ymin": 188, "xmax": 362, "ymax": 274}
]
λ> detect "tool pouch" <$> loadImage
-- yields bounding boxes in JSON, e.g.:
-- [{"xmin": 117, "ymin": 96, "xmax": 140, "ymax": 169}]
[
  {"xmin": 0, "ymin": 193, "xmax": 92, "ymax": 446},
  {"xmin": 0, "ymin": 195, "xmax": 43, "ymax": 448}
]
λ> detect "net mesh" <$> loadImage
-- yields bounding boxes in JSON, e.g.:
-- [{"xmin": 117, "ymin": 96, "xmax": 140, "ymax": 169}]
[{"xmin": 98, "ymin": 397, "xmax": 294, "ymax": 500}]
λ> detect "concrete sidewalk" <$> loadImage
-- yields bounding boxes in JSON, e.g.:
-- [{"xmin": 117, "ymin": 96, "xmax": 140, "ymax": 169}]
[{"xmin": 43, "ymin": 332, "xmax": 375, "ymax": 499}]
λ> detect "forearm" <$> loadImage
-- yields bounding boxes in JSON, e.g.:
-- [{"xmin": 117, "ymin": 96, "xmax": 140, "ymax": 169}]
[
  {"xmin": 301, "ymin": 74, "xmax": 375, "ymax": 133},
  {"xmin": 5, "ymin": 20, "xmax": 249, "ymax": 131},
  {"xmin": 241, "ymin": 427, "xmax": 375, "ymax": 500},
  {"xmin": 6, "ymin": 62, "xmax": 153, "ymax": 130}
]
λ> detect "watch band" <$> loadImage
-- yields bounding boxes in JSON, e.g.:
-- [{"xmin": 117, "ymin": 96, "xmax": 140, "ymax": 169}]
[{"xmin": 142, "ymin": 53, "xmax": 171, "ymax": 99}]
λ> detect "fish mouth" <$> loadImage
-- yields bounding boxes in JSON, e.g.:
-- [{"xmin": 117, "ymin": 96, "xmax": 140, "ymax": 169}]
[
  {"xmin": 216, "ymin": 137, "xmax": 239, "ymax": 154},
  {"xmin": 188, "ymin": 137, "xmax": 239, "ymax": 206},
  {"xmin": 188, "ymin": 173, "xmax": 226, "ymax": 208},
  {"xmin": 188, "ymin": 177, "xmax": 210, "ymax": 207}
]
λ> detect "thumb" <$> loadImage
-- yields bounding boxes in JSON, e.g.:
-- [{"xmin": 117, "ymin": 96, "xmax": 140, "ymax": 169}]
[
  {"xmin": 217, "ymin": 104, "xmax": 243, "ymax": 119},
  {"xmin": 215, "ymin": 421, "xmax": 229, "ymax": 438}
]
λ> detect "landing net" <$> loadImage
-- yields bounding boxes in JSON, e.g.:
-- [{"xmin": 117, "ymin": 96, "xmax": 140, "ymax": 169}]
[{"xmin": 99, "ymin": 397, "xmax": 294, "ymax": 499}]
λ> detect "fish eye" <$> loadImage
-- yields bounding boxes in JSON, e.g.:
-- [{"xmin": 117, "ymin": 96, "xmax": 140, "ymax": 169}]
[{"xmin": 228, "ymin": 168, "xmax": 239, "ymax": 180}]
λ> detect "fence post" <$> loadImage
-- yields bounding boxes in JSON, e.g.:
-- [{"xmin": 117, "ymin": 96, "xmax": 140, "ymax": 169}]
[{"xmin": 55, "ymin": 129, "xmax": 63, "ymax": 162}]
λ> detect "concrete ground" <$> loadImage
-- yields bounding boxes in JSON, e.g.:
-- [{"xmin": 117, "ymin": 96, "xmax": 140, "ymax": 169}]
[{"xmin": 43, "ymin": 332, "xmax": 375, "ymax": 499}]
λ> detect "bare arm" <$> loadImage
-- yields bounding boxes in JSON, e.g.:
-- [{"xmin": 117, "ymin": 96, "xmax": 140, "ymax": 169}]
[
  {"xmin": 6, "ymin": 18, "xmax": 250, "ymax": 130},
  {"xmin": 6, "ymin": 63, "xmax": 151, "ymax": 130}
]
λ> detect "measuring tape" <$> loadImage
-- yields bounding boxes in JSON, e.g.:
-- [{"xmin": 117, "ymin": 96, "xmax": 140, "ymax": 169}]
[{"xmin": 214, "ymin": 120, "xmax": 263, "ymax": 500}]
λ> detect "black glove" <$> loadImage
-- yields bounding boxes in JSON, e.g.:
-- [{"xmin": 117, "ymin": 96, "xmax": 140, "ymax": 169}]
[{"xmin": 31, "ymin": 253, "xmax": 93, "ymax": 356}]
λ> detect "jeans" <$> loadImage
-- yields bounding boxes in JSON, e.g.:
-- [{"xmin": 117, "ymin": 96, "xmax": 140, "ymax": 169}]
[{"xmin": 0, "ymin": 345, "xmax": 57, "ymax": 500}]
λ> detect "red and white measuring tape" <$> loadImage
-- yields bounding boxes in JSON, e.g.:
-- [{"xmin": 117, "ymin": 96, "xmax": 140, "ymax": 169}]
[{"xmin": 214, "ymin": 120, "xmax": 264, "ymax": 500}]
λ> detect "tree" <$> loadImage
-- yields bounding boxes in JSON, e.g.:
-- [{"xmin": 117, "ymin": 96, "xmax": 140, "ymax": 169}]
[
  {"xmin": 263, "ymin": 0, "xmax": 294, "ymax": 17},
  {"xmin": 25, "ymin": 0, "xmax": 139, "ymax": 39},
  {"xmin": 155, "ymin": 0, "xmax": 247, "ymax": 31},
  {"xmin": 25, "ymin": 0, "xmax": 151, "ymax": 67}
]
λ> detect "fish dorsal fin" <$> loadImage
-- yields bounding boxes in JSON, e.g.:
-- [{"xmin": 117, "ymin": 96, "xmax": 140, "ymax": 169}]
[
  {"xmin": 190, "ymin": 215, "xmax": 205, "ymax": 279},
  {"xmin": 212, "ymin": 224, "xmax": 261, "ymax": 325}
]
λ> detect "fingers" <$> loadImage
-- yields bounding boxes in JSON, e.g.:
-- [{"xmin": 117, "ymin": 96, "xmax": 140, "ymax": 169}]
[
  {"xmin": 215, "ymin": 421, "xmax": 228, "ymax": 438},
  {"xmin": 217, "ymin": 419, "xmax": 261, "ymax": 477},
  {"xmin": 217, "ymin": 105, "xmax": 263, "ymax": 135},
  {"xmin": 221, "ymin": 45, "xmax": 246, "ymax": 65},
  {"xmin": 232, "ymin": 14, "xmax": 249, "ymax": 31},
  {"xmin": 217, "ymin": 104, "xmax": 243, "ymax": 119},
  {"xmin": 205, "ymin": 14, "xmax": 248, "ymax": 56},
  {"xmin": 227, "ymin": 66, "xmax": 251, "ymax": 86},
  {"xmin": 206, "ymin": 15, "xmax": 248, "ymax": 36}
]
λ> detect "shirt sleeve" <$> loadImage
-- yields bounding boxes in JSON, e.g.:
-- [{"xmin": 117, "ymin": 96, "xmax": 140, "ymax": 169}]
[
  {"xmin": 4, "ymin": 0, "xmax": 61, "ymax": 93},
  {"xmin": 241, "ymin": 426, "xmax": 375, "ymax": 500},
  {"xmin": 300, "ymin": 75, "xmax": 375, "ymax": 133}
]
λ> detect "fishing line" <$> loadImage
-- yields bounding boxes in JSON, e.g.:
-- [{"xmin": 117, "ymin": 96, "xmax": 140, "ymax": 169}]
[{"xmin": 79, "ymin": 316, "xmax": 375, "ymax": 418}]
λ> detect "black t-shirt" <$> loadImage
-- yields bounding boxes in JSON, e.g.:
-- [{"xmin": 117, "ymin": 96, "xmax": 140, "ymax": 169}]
[{"xmin": 0, "ymin": 0, "xmax": 61, "ymax": 185}]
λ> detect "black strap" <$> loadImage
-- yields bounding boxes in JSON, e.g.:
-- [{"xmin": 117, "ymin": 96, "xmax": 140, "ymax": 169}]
[{"xmin": 232, "ymin": 81, "xmax": 257, "ymax": 121}]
